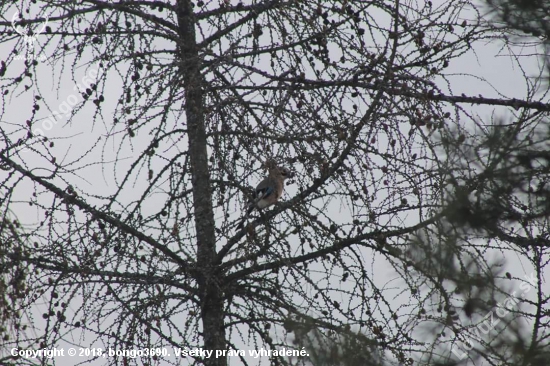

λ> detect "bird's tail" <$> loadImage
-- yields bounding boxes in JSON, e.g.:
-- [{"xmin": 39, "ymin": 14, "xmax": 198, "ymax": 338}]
[{"xmin": 236, "ymin": 204, "xmax": 255, "ymax": 230}]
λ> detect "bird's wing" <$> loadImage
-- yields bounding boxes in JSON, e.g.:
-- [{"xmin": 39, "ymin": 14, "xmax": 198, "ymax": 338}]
[{"xmin": 254, "ymin": 178, "xmax": 275, "ymax": 199}]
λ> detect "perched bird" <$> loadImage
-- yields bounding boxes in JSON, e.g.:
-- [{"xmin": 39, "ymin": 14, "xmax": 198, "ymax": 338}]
[{"xmin": 237, "ymin": 162, "xmax": 293, "ymax": 230}]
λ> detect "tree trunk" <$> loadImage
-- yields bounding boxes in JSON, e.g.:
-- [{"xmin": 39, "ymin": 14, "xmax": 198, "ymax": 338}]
[{"xmin": 176, "ymin": 1, "xmax": 226, "ymax": 365}]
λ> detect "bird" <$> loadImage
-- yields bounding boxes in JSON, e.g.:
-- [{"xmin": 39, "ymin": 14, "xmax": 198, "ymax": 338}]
[{"xmin": 236, "ymin": 161, "xmax": 293, "ymax": 230}]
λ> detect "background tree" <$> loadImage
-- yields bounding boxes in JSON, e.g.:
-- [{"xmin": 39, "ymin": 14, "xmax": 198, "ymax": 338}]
[
  {"xmin": 484, "ymin": 0, "xmax": 550, "ymax": 81},
  {"xmin": 0, "ymin": 0, "xmax": 549, "ymax": 366},
  {"xmin": 0, "ymin": 207, "xmax": 38, "ymax": 365}
]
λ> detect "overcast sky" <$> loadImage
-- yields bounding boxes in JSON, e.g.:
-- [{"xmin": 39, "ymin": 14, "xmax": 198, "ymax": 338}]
[{"xmin": 1, "ymin": 1, "xmax": 549, "ymax": 365}]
